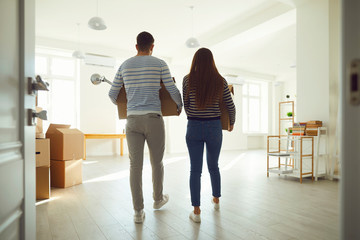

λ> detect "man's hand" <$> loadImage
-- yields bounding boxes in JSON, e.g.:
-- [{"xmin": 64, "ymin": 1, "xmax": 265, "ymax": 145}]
[
  {"xmin": 177, "ymin": 106, "xmax": 182, "ymax": 115},
  {"xmin": 228, "ymin": 125, "xmax": 234, "ymax": 132}
]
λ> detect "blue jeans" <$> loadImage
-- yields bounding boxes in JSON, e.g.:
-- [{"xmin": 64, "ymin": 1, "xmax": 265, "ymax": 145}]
[{"xmin": 186, "ymin": 119, "xmax": 222, "ymax": 207}]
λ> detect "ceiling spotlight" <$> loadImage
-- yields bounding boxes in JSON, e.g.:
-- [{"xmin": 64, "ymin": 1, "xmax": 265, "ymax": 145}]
[
  {"xmin": 88, "ymin": 16, "xmax": 107, "ymax": 30},
  {"xmin": 185, "ymin": 37, "xmax": 200, "ymax": 48},
  {"xmin": 72, "ymin": 50, "xmax": 85, "ymax": 59}
]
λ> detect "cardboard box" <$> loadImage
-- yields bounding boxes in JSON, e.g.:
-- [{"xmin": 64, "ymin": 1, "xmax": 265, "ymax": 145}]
[
  {"xmin": 36, "ymin": 167, "xmax": 50, "ymax": 200},
  {"xmin": 50, "ymin": 159, "xmax": 82, "ymax": 188},
  {"xmin": 36, "ymin": 138, "xmax": 50, "ymax": 167},
  {"xmin": 220, "ymin": 85, "xmax": 234, "ymax": 130},
  {"xmin": 46, "ymin": 124, "xmax": 84, "ymax": 160},
  {"xmin": 116, "ymin": 79, "xmax": 179, "ymax": 119},
  {"xmin": 36, "ymin": 107, "xmax": 45, "ymax": 138}
]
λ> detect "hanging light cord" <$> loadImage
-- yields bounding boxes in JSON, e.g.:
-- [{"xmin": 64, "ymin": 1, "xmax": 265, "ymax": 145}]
[
  {"xmin": 190, "ymin": 6, "xmax": 195, "ymax": 37},
  {"xmin": 76, "ymin": 23, "xmax": 80, "ymax": 50},
  {"xmin": 96, "ymin": 0, "xmax": 99, "ymax": 16}
]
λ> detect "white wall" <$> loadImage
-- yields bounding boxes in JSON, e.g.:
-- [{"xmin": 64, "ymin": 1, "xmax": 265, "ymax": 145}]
[
  {"xmin": 296, "ymin": 0, "xmax": 330, "ymax": 124},
  {"xmin": 294, "ymin": 0, "xmax": 340, "ymax": 174},
  {"xmin": 221, "ymin": 85, "xmax": 247, "ymax": 151},
  {"xmin": 272, "ymin": 83, "xmax": 283, "ymax": 135},
  {"xmin": 79, "ymin": 64, "xmax": 121, "ymax": 156},
  {"xmin": 282, "ymin": 78, "xmax": 297, "ymax": 103},
  {"xmin": 163, "ymin": 64, "xmax": 188, "ymax": 154},
  {"xmin": 36, "ymin": 38, "xmax": 131, "ymax": 157}
]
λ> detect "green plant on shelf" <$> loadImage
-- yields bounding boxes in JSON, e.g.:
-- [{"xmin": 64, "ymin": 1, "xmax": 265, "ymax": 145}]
[
  {"xmin": 287, "ymin": 112, "xmax": 293, "ymax": 117},
  {"xmin": 285, "ymin": 128, "xmax": 293, "ymax": 133}
]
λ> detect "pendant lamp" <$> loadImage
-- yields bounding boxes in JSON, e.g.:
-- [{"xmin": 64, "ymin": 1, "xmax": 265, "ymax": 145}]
[
  {"xmin": 88, "ymin": 0, "xmax": 107, "ymax": 30},
  {"xmin": 72, "ymin": 23, "xmax": 85, "ymax": 59},
  {"xmin": 185, "ymin": 6, "xmax": 200, "ymax": 48}
]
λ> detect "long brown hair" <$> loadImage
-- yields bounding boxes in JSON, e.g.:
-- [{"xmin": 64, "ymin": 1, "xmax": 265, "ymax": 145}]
[{"xmin": 187, "ymin": 48, "xmax": 224, "ymax": 109}]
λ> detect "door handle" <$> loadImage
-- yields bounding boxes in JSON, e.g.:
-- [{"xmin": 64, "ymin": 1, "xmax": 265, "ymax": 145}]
[
  {"xmin": 28, "ymin": 75, "xmax": 49, "ymax": 95},
  {"xmin": 27, "ymin": 109, "xmax": 47, "ymax": 126},
  {"xmin": 350, "ymin": 59, "xmax": 360, "ymax": 105}
]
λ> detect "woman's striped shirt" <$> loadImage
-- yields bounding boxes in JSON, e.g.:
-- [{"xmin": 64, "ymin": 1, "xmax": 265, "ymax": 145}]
[
  {"xmin": 182, "ymin": 75, "xmax": 236, "ymax": 125},
  {"xmin": 109, "ymin": 55, "xmax": 183, "ymax": 116}
]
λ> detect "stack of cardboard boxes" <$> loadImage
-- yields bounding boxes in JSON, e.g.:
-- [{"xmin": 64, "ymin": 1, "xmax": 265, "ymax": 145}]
[
  {"xmin": 46, "ymin": 124, "xmax": 84, "ymax": 188},
  {"xmin": 35, "ymin": 107, "xmax": 51, "ymax": 200},
  {"xmin": 35, "ymin": 112, "xmax": 84, "ymax": 200}
]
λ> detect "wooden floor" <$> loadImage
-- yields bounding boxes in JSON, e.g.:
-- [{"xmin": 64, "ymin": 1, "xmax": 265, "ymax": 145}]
[{"xmin": 36, "ymin": 150, "xmax": 339, "ymax": 240}]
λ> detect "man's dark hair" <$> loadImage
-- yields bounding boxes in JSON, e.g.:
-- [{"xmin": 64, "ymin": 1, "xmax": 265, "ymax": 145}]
[{"xmin": 136, "ymin": 31, "xmax": 154, "ymax": 52}]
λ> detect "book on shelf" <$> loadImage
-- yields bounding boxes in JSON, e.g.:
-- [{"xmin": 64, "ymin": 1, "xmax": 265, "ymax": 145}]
[
  {"xmin": 293, "ymin": 122, "xmax": 306, "ymax": 127},
  {"xmin": 306, "ymin": 127, "xmax": 318, "ymax": 131},
  {"xmin": 292, "ymin": 129, "xmax": 305, "ymax": 132},
  {"xmin": 306, "ymin": 124, "xmax": 322, "ymax": 128},
  {"xmin": 292, "ymin": 132, "xmax": 305, "ymax": 136},
  {"xmin": 307, "ymin": 120, "xmax": 322, "ymax": 125},
  {"xmin": 291, "ymin": 122, "xmax": 305, "ymax": 136},
  {"xmin": 306, "ymin": 130, "xmax": 318, "ymax": 136},
  {"xmin": 305, "ymin": 120, "xmax": 322, "ymax": 135}
]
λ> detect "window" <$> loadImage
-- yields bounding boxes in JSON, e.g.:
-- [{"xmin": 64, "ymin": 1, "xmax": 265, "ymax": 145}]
[
  {"xmin": 35, "ymin": 49, "xmax": 79, "ymax": 131},
  {"xmin": 242, "ymin": 80, "xmax": 268, "ymax": 133}
]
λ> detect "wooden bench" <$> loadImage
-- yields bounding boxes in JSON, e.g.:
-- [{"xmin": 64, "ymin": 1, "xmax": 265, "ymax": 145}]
[{"xmin": 84, "ymin": 134, "xmax": 126, "ymax": 159}]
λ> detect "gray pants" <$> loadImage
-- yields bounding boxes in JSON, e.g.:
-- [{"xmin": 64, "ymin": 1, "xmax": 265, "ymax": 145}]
[{"xmin": 126, "ymin": 113, "xmax": 165, "ymax": 211}]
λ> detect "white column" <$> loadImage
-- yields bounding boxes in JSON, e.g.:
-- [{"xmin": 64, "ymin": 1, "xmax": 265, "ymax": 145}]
[{"xmin": 296, "ymin": 0, "xmax": 330, "ymax": 123}]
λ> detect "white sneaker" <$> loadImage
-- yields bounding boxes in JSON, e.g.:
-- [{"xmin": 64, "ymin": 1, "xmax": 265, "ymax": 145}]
[
  {"xmin": 189, "ymin": 211, "xmax": 201, "ymax": 223},
  {"xmin": 134, "ymin": 210, "xmax": 145, "ymax": 223},
  {"xmin": 212, "ymin": 198, "xmax": 220, "ymax": 210},
  {"xmin": 153, "ymin": 194, "xmax": 169, "ymax": 209}
]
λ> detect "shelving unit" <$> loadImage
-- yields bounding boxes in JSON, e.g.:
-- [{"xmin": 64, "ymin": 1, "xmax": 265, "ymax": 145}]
[
  {"xmin": 267, "ymin": 135, "xmax": 314, "ymax": 183},
  {"xmin": 267, "ymin": 101, "xmax": 327, "ymax": 183},
  {"xmin": 279, "ymin": 101, "xmax": 294, "ymax": 136}
]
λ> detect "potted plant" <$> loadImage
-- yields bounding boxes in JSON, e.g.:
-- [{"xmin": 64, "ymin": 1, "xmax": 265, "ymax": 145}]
[
  {"xmin": 287, "ymin": 112, "xmax": 293, "ymax": 117},
  {"xmin": 285, "ymin": 128, "xmax": 293, "ymax": 133}
]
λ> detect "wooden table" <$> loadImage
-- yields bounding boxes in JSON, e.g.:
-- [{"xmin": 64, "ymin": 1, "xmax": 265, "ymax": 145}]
[{"xmin": 84, "ymin": 134, "xmax": 126, "ymax": 159}]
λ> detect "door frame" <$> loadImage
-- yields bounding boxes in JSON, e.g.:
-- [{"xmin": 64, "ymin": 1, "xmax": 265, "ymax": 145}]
[
  {"xmin": 20, "ymin": 0, "xmax": 36, "ymax": 239},
  {"xmin": 341, "ymin": 0, "xmax": 360, "ymax": 239}
]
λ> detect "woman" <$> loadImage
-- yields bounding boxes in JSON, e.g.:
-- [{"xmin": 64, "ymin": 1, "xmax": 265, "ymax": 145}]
[{"xmin": 183, "ymin": 48, "xmax": 236, "ymax": 223}]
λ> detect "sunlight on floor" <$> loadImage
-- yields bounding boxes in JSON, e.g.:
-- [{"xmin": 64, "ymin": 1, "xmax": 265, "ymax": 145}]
[
  {"xmin": 82, "ymin": 160, "xmax": 98, "ymax": 165},
  {"xmin": 221, "ymin": 152, "xmax": 246, "ymax": 171},
  {"xmin": 83, "ymin": 156, "xmax": 188, "ymax": 184},
  {"xmin": 35, "ymin": 196, "xmax": 61, "ymax": 206}
]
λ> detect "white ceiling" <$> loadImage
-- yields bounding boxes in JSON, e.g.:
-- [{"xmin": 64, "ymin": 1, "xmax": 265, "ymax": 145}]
[{"xmin": 35, "ymin": 0, "xmax": 297, "ymax": 80}]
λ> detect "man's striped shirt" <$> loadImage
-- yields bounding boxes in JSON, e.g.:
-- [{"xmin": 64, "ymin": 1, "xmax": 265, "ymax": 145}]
[
  {"xmin": 182, "ymin": 75, "xmax": 236, "ymax": 125},
  {"xmin": 109, "ymin": 56, "xmax": 183, "ymax": 116}
]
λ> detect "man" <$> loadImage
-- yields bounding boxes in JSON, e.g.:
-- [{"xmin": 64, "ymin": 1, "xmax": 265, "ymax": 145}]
[{"xmin": 109, "ymin": 31, "xmax": 183, "ymax": 223}]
